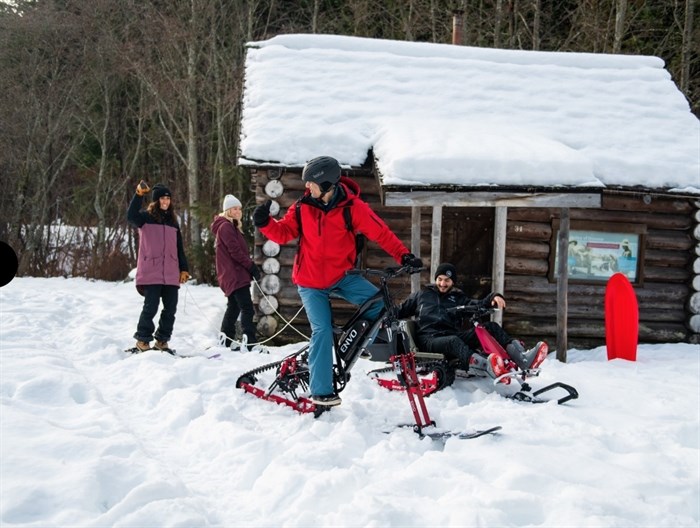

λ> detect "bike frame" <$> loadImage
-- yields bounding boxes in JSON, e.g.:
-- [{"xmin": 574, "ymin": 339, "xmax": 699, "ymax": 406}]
[{"xmin": 237, "ymin": 265, "xmax": 438, "ymax": 429}]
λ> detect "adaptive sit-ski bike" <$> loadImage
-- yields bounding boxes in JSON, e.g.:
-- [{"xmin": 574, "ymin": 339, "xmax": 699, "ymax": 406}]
[
  {"xmin": 368, "ymin": 303, "xmax": 579, "ymax": 405},
  {"xmin": 236, "ymin": 265, "xmax": 500, "ymax": 439}
]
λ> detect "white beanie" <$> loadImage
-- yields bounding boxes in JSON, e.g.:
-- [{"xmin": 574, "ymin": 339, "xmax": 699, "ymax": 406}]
[{"xmin": 223, "ymin": 194, "xmax": 242, "ymax": 211}]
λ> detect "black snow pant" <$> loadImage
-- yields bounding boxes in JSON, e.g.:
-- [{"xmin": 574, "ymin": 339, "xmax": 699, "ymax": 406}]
[
  {"xmin": 419, "ymin": 321, "xmax": 514, "ymax": 371},
  {"xmin": 134, "ymin": 284, "xmax": 179, "ymax": 343},
  {"xmin": 220, "ymin": 285, "xmax": 256, "ymax": 347}
]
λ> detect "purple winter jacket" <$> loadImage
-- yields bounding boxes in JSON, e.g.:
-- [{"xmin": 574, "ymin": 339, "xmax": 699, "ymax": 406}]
[
  {"xmin": 128, "ymin": 193, "xmax": 188, "ymax": 287},
  {"xmin": 211, "ymin": 214, "xmax": 254, "ymax": 296}
]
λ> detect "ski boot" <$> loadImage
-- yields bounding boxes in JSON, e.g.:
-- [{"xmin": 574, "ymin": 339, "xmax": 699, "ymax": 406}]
[{"xmin": 506, "ymin": 341, "xmax": 548, "ymax": 371}]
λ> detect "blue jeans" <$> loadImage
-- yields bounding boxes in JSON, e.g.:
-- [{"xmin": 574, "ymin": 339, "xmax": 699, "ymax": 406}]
[{"xmin": 298, "ymin": 274, "xmax": 383, "ymax": 396}]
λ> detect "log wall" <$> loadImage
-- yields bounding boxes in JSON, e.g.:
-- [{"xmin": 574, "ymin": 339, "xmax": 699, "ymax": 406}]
[
  {"xmin": 503, "ymin": 193, "xmax": 698, "ymax": 349},
  {"xmin": 253, "ymin": 165, "xmax": 699, "ymax": 350}
]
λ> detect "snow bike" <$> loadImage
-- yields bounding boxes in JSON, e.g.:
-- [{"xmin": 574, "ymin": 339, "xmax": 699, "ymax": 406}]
[
  {"xmin": 235, "ymin": 265, "xmax": 499, "ymax": 438},
  {"xmin": 368, "ymin": 304, "xmax": 579, "ymax": 405}
]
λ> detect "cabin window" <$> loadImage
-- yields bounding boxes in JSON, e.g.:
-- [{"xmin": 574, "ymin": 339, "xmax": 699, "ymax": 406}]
[{"xmin": 549, "ymin": 220, "xmax": 646, "ymax": 285}]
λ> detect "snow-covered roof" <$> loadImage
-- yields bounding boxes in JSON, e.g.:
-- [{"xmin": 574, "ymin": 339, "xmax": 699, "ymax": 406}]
[{"xmin": 239, "ymin": 34, "xmax": 700, "ymax": 194}]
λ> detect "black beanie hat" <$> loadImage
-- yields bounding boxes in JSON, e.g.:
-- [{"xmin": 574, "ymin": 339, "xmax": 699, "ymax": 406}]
[
  {"xmin": 435, "ymin": 263, "xmax": 457, "ymax": 281},
  {"xmin": 152, "ymin": 184, "xmax": 172, "ymax": 201}
]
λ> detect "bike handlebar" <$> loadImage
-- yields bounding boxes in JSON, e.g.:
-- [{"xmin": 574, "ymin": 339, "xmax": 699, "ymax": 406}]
[
  {"xmin": 346, "ymin": 265, "xmax": 423, "ymax": 279},
  {"xmin": 446, "ymin": 304, "xmax": 499, "ymax": 316}
]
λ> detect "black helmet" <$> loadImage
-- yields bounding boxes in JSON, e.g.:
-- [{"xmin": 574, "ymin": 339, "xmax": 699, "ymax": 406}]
[{"xmin": 302, "ymin": 156, "xmax": 341, "ymax": 192}]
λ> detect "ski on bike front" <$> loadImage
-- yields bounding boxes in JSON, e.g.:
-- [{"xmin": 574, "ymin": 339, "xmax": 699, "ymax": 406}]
[{"xmin": 389, "ymin": 423, "xmax": 502, "ymax": 441}]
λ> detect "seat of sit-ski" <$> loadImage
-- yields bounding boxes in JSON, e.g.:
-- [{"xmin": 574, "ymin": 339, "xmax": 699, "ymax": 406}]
[{"xmin": 366, "ymin": 319, "xmax": 443, "ymax": 363}]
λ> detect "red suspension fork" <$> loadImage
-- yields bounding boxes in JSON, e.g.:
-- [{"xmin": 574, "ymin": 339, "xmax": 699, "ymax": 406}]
[{"xmin": 392, "ymin": 353, "xmax": 434, "ymax": 432}]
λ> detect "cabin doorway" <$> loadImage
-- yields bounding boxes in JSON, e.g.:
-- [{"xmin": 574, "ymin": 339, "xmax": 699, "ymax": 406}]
[{"xmin": 440, "ymin": 207, "xmax": 494, "ymax": 299}]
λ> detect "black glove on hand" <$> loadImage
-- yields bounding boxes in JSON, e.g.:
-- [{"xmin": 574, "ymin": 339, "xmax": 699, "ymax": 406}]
[
  {"xmin": 401, "ymin": 253, "xmax": 423, "ymax": 269},
  {"xmin": 249, "ymin": 264, "xmax": 261, "ymax": 281},
  {"xmin": 479, "ymin": 292, "xmax": 504, "ymax": 308},
  {"xmin": 253, "ymin": 200, "xmax": 272, "ymax": 227}
]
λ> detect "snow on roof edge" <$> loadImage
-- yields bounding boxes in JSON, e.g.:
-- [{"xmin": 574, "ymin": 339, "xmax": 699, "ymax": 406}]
[{"xmin": 248, "ymin": 33, "xmax": 666, "ymax": 71}]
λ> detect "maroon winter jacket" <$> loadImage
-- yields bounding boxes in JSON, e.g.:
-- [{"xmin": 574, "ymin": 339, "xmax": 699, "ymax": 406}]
[
  {"xmin": 260, "ymin": 177, "xmax": 408, "ymax": 289},
  {"xmin": 211, "ymin": 215, "xmax": 254, "ymax": 296}
]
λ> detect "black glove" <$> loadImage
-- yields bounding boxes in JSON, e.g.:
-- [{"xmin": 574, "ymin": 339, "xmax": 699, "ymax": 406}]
[
  {"xmin": 253, "ymin": 200, "xmax": 272, "ymax": 227},
  {"xmin": 249, "ymin": 264, "xmax": 261, "ymax": 281},
  {"xmin": 479, "ymin": 292, "xmax": 504, "ymax": 308},
  {"xmin": 401, "ymin": 253, "xmax": 423, "ymax": 269}
]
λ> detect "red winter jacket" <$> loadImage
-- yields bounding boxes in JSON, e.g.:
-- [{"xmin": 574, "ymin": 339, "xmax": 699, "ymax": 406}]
[
  {"xmin": 210, "ymin": 215, "xmax": 254, "ymax": 297},
  {"xmin": 260, "ymin": 177, "xmax": 409, "ymax": 289}
]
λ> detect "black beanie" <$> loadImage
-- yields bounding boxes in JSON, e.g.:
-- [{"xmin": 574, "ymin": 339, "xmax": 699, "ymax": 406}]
[
  {"xmin": 435, "ymin": 263, "xmax": 457, "ymax": 281},
  {"xmin": 152, "ymin": 184, "xmax": 172, "ymax": 201}
]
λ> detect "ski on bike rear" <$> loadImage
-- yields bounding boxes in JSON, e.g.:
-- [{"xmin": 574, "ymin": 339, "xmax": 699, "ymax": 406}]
[{"xmin": 235, "ymin": 347, "xmax": 320, "ymax": 414}]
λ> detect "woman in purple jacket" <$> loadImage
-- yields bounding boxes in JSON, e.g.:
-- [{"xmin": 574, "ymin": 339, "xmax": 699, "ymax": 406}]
[
  {"xmin": 211, "ymin": 194, "xmax": 261, "ymax": 350},
  {"xmin": 128, "ymin": 181, "xmax": 190, "ymax": 352}
]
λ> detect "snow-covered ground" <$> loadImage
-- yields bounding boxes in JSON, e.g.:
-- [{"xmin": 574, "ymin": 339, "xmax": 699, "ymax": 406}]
[{"xmin": 1, "ymin": 277, "xmax": 698, "ymax": 527}]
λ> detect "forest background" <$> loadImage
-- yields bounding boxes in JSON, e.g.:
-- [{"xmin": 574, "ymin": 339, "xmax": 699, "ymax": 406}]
[{"xmin": 0, "ymin": 0, "xmax": 697, "ymax": 285}]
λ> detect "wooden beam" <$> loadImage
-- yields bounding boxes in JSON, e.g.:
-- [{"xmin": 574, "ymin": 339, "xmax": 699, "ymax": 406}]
[
  {"xmin": 556, "ymin": 208, "xmax": 570, "ymax": 362},
  {"xmin": 385, "ymin": 191, "xmax": 602, "ymax": 208},
  {"xmin": 411, "ymin": 206, "xmax": 421, "ymax": 293},
  {"xmin": 430, "ymin": 205, "xmax": 443, "ymax": 280},
  {"xmin": 492, "ymin": 206, "xmax": 507, "ymax": 325}
]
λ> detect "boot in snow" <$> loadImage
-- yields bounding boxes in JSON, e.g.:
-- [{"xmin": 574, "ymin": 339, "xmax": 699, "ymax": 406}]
[{"xmin": 506, "ymin": 340, "xmax": 548, "ymax": 371}]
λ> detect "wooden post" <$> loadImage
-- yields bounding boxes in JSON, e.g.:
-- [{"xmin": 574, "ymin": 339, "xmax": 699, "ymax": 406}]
[
  {"xmin": 411, "ymin": 206, "xmax": 421, "ymax": 293},
  {"xmin": 452, "ymin": 10, "xmax": 464, "ymax": 45},
  {"xmin": 492, "ymin": 206, "xmax": 507, "ymax": 325},
  {"xmin": 430, "ymin": 205, "xmax": 443, "ymax": 281},
  {"xmin": 556, "ymin": 208, "xmax": 570, "ymax": 362}
]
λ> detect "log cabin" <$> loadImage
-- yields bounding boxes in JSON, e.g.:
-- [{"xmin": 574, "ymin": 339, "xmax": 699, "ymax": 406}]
[{"xmin": 238, "ymin": 34, "xmax": 700, "ymax": 353}]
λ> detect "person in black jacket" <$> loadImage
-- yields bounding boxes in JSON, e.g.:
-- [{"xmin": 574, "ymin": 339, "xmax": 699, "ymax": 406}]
[{"xmin": 397, "ymin": 263, "xmax": 546, "ymax": 381}]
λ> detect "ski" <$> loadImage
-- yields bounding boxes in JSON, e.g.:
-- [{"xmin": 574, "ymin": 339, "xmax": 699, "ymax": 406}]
[
  {"xmin": 123, "ymin": 347, "xmax": 221, "ymax": 360},
  {"xmin": 390, "ymin": 423, "xmax": 502, "ymax": 440},
  {"xmin": 457, "ymin": 426, "xmax": 503, "ymax": 439},
  {"xmin": 508, "ymin": 382, "xmax": 579, "ymax": 405}
]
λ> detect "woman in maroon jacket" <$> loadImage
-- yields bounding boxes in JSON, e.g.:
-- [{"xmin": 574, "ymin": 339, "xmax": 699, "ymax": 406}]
[{"xmin": 211, "ymin": 194, "xmax": 261, "ymax": 350}]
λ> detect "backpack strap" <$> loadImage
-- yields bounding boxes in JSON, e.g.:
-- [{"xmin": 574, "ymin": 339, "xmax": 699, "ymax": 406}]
[
  {"xmin": 295, "ymin": 200, "xmax": 303, "ymax": 236},
  {"xmin": 343, "ymin": 202, "xmax": 366, "ymax": 267},
  {"xmin": 295, "ymin": 198, "xmax": 366, "ymax": 267}
]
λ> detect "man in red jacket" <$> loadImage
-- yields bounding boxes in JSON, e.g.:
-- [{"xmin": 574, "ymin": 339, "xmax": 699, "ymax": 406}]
[{"xmin": 253, "ymin": 156, "xmax": 422, "ymax": 407}]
